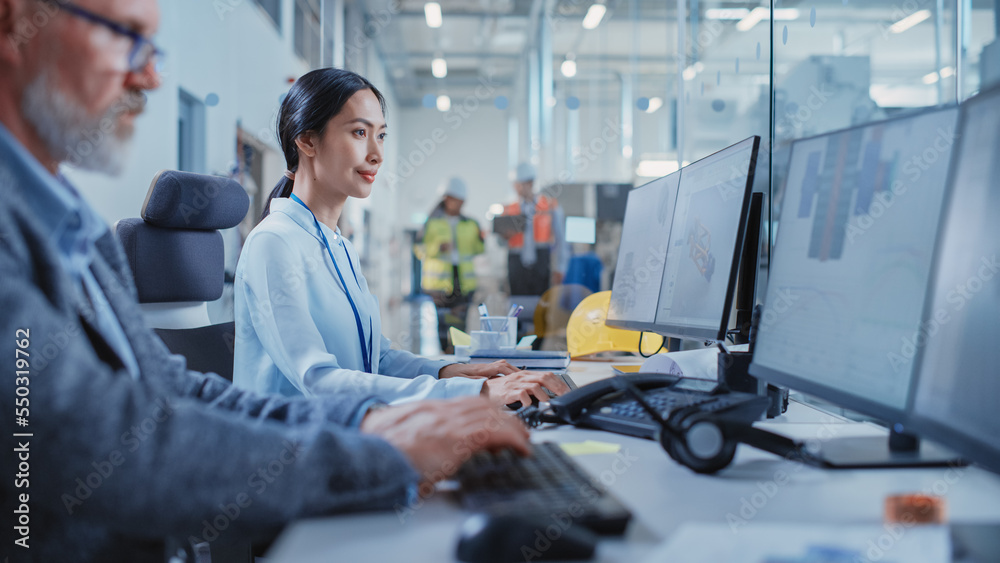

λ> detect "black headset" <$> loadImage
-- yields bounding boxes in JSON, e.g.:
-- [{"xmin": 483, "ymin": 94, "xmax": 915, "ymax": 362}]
[
  {"xmin": 515, "ymin": 376, "xmax": 821, "ymax": 474},
  {"xmin": 614, "ymin": 378, "xmax": 821, "ymax": 473}
]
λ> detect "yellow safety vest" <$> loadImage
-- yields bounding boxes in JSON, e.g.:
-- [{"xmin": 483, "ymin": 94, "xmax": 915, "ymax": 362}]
[{"xmin": 419, "ymin": 214, "xmax": 484, "ymax": 295}]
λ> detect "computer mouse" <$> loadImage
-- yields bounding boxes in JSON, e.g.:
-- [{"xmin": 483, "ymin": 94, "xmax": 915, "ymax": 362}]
[
  {"xmin": 455, "ymin": 512, "xmax": 597, "ymax": 562},
  {"xmin": 505, "ymin": 395, "xmax": 540, "ymax": 410}
]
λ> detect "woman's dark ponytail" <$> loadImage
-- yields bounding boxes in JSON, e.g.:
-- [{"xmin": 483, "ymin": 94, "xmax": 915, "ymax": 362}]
[
  {"xmin": 260, "ymin": 68, "xmax": 386, "ymax": 221},
  {"xmin": 261, "ymin": 176, "xmax": 294, "ymax": 220}
]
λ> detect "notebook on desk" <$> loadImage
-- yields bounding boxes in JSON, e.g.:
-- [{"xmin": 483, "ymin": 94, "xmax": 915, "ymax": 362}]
[{"xmin": 469, "ymin": 349, "xmax": 571, "ymax": 370}]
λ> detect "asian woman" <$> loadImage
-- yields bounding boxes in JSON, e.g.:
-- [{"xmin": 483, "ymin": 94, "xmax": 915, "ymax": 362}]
[{"xmin": 233, "ymin": 68, "xmax": 568, "ymax": 406}]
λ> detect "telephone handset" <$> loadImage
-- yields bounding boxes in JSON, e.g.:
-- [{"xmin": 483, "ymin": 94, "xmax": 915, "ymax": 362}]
[{"xmin": 547, "ymin": 373, "xmax": 681, "ymax": 426}]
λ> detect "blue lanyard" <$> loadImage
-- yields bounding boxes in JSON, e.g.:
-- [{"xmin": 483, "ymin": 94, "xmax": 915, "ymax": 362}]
[{"xmin": 289, "ymin": 193, "xmax": 373, "ymax": 374}]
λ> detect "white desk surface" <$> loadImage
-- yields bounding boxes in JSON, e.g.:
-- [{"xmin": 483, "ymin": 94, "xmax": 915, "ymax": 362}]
[{"xmin": 266, "ymin": 358, "xmax": 1000, "ymax": 562}]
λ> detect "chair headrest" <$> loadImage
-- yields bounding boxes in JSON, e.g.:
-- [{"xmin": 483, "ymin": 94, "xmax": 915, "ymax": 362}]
[
  {"xmin": 141, "ymin": 170, "xmax": 249, "ymax": 230},
  {"xmin": 116, "ymin": 218, "xmax": 224, "ymax": 303}
]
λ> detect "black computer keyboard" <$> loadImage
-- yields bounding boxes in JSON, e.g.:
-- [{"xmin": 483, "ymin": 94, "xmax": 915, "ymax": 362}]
[
  {"xmin": 454, "ymin": 442, "xmax": 632, "ymax": 535},
  {"xmin": 578, "ymin": 387, "xmax": 770, "ymax": 440}
]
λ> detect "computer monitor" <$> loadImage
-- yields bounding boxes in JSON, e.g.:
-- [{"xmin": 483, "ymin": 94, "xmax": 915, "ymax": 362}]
[
  {"xmin": 607, "ymin": 137, "xmax": 760, "ymax": 342},
  {"xmin": 565, "ymin": 216, "xmax": 596, "ymax": 244},
  {"xmin": 749, "ymin": 106, "xmax": 960, "ymax": 466},
  {"xmin": 606, "ymin": 171, "xmax": 681, "ymax": 328},
  {"xmin": 908, "ymin": 87, "xmax": 1000, "ymax": 474},
  {"xmin": 652, "ymin": 136, "xmax": 760, "ymax": 341}
]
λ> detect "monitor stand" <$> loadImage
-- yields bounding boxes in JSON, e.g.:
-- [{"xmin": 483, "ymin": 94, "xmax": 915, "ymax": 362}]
[
  {"xmin": 951, "ymin": 523, "xmax": 1000, "ymax": 562},
  {"xmin": 807, "ymin": 429, "xmax": 964, "ymax": 469}
]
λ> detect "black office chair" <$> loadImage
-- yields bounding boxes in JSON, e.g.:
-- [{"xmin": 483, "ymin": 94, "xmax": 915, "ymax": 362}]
[{"xmin": 115, "ymin": 170, "xmax": 249, "ymax": 381}]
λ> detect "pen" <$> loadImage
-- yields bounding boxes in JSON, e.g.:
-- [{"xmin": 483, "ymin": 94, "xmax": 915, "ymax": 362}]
[
  {"xmin": 501, "ymin": 304, "xmax": 519, "ymax": 333},
  {"xmin": 478, "ymin": 303, "xmax": 489, "ymax": 317}
]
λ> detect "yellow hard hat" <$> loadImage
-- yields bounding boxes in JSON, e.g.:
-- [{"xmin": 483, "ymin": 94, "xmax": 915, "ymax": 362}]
[
  {"xmin": 534, "ymin": 284, "xmax": 593, "ymax": 340},
  {"xmin": 566, "ymin": 291, "xmax": 665, "ymax": 359}
]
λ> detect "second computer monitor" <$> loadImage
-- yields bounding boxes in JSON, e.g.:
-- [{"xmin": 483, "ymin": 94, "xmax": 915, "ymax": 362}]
[
  {"xmin": 909, "ymin": 86, "xmax": 1000, "ymax": 474},
  {"xmin": 750, "ymin": 106, "xmax": 960, "ymax": 425},
  {"xmin": 652, "ymin": 136, "xmax": 760, "ymax": 341},
  {"xmin": 608, "ymin": 136, "xmax": 759, "ymax": 342},
  {"xmin": 607, "ymin": 171, "xmax": 680, "ymax": 327}
]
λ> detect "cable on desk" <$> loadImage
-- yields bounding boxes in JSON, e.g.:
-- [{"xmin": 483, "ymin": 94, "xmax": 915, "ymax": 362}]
[
  {"xmin": 516, "ymin": 405, "xmax": 561, "ymax": 429},
  {"xmin": 637, "ymin": 332, "xmax": 665, "ymax": 358}
]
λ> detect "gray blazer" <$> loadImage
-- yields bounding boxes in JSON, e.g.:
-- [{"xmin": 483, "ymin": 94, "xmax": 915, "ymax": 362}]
[{"xmin": 0, "ymin": 173, "xmax": 418, "ymax": 561}]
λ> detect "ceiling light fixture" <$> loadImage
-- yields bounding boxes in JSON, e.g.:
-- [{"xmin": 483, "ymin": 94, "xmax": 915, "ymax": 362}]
[
  {"xmin": 646, "ymin": 97, "xmax": 663, "ymax": 113},
  {"xmin": 561, "ymin": 57, "xmax": 577, "ymax": 78},
  {"xmin": 436, "ymin": 94, "xmax": 451, "ymax": 112},
  {"xmin": 705, "ymin": 8, "xmax": 750, "ymax": 19},
  {"xmin": 736, "ymin": 7, "xmax": 768, "ymax": 31},
  {"xmin": 682, "ymin": 62, "xmax": 704, "ymax": 81},
  {"xmin": 889, "ymin": 9, "xmax": 930, "ymax": 34},
  {"xmin": 705, "ymin": 8, "xmax": 800, "ymax": 24},
  {"xmin": 772, "ymin": 9, "xmax": 800, "ymax": 20},
  {"xmin": 582, "ymin": 3, "xmax": 607, "ymax": 30},
  {"xmin": 923, "ymin": 66, "xmax": 955, "ymax": 84},
  {"xmin": 710, "ymin": 8, "xmax": 798, "ymax": 21},
  {"xmin": 424, "ymin": 2, "xmax": 442, "ymax": 28},
  {"xmin": 432, "ymin": 57, "xmax": 447, "ymax": 78}
]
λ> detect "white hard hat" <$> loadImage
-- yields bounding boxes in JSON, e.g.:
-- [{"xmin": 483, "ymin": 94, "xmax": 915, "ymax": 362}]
[
  {"xmin": 515, "ymin": 162, "xmax": 536, "ymax": 183},
  {"xmin": 442, "ymin": 177, "xmax": 467, "ymax": 200}
]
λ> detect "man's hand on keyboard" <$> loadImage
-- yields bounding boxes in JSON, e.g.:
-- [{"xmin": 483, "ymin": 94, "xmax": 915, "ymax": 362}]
[
  {"xmin": 482, "ymin": 370, "xmax": 570, "ymax": 407},
  {"xmin": 360, "ymin": 397, "xmax": 531, "ymax": 485}
]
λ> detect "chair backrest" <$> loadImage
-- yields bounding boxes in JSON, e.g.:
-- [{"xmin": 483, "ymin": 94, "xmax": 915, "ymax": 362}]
[
  {"xmin": 154, "ymin": 322, "xmax": 237, "ymax": 381},
  {"xmin": 115, "ymin": 170, "xmax": 249, "ymax": 380},
  {"xmin": 116, "ymin": 170, "xmax": 248, "ymax": 317}
]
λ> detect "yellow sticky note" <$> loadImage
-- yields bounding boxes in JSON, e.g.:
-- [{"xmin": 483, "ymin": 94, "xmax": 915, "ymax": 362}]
[
  {"xmin": 450, "ymin": 327, "xmax": 471, "ymax": 347},
  {"xmin": 559, "ymin": 440, "xmax": 622, "ymax": 456}
]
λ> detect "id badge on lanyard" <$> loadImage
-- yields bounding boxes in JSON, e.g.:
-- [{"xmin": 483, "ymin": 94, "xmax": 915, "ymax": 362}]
[{"xmin": 290, "ymin": 194, "xmax": 373, "ymax": 373}]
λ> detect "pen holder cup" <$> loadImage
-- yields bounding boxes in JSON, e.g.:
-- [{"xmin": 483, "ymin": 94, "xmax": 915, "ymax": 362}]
[{"xmin": 471, "ymin": 317, "xmax": 517, "ymax": 352}]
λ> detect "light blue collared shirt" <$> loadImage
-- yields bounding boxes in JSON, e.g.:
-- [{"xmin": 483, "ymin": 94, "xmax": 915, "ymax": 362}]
[
  {"xmin": 0, "ymin": 122, "xmax": 140, "ymax": 379},
  {"xmin": 233, "ymin": 197, "xmax": 484, "ymax": 404}
]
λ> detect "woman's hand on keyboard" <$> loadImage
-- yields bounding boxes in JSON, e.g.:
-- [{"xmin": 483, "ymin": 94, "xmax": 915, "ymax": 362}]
[
  {"xmin": 439, "ymin": 360, "xmax": 518, "ymax": 379},
  {"xmin": 360, "ymin": 396, "xmax": 531, "ymax": 486},
  {"xmin": 482, "ymin": 370, "xmax": 571, "ymax": 407}
]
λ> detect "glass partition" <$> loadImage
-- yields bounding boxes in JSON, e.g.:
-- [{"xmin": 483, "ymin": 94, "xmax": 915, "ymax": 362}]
[
  {"xmin": 770, "ymin": 1, "xmax": 959, "ymax": 243},
  {"xmin": 69, "ymin": 0, "xmax": 983, "ymax": 339},
  {"xmin": 964, "ymin": 0, "xmax": 999, "ymax": 94}
]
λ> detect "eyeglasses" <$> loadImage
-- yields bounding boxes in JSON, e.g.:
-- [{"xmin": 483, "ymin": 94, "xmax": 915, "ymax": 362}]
[{"xmin": 55, "ymin": 1, "xmax": 163, "ymax": 72}]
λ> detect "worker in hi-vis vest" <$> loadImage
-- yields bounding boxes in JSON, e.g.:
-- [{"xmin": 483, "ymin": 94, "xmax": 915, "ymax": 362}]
[
  {"xmin": 418, "ymin": 177, "xmax": 485, "ymax": 352},
  {"xmin": 498, "ymin": 163, "xmax": 570, "ymax": 297}
]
